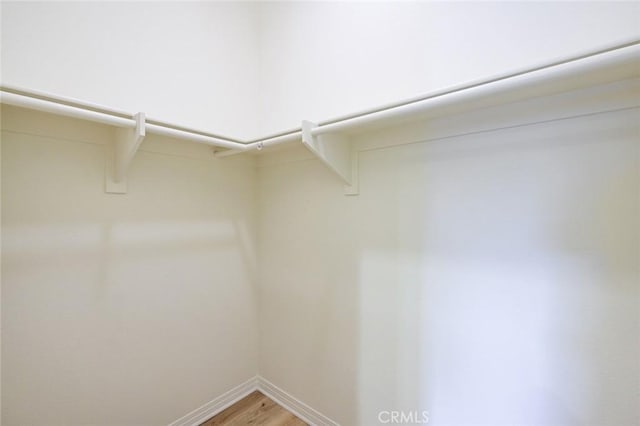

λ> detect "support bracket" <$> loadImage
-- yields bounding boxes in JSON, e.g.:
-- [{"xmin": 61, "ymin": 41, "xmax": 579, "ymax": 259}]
[
  {"xmin": 301, "ymin": 121, "xmax": 358, "ymax": 195},
  {"xmin": 105, "ymin": 112, "xmax": 146, "ymax": 194}
]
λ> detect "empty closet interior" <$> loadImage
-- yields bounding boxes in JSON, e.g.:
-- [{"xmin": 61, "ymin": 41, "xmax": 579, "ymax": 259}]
[{"xmin": 1, "ymin": 2, "xmax": 639, "ymax": 425}]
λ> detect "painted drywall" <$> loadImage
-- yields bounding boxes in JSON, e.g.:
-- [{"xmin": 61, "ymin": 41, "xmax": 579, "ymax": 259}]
[
  {"xmin": 0, "ymin": 106, "xmax": 258, "ymax": 426},
  {"xmin": 2, "ymin": 3, "xmax": 640, "ymax": 425},
  {"xmin": 256, "ymin": 1, "xmax": 640, "ymax": 136},
  {"xmin": 0, "ymin": 1, "xmax": 261, "ymax": 139},
  {"xmin": 256, "ymin": 104, "xmax": 640, "ymax": 425}
]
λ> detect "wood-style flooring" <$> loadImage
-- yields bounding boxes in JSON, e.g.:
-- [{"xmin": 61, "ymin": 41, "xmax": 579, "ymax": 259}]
[{"xmin": 200, "ymin": 391, "xmax": 307, "ymax": 425}]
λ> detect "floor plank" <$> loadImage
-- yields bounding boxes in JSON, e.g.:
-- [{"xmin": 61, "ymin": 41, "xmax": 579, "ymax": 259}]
[{"xmin": 200, "ymin": 391, "xmax": 307, "ymax": 426}]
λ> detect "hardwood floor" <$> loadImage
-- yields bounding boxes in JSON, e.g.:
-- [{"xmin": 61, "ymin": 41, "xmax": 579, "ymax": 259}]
[{"xmin": 200, "ymin": 391, "xmax": 307, "ymax": 426}]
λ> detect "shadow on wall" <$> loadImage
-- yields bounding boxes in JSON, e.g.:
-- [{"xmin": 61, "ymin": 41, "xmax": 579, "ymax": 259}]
[
  {"xmin": 1, "ymin": 217, "xmax": 258, "ymax": 423},
  {"xmin": 1, "ymin": 119, "xmax": 259, "ymax": 425},
  {"xmin": 353, "ymin": 110, "xmax": 639, "ymax": 425}
]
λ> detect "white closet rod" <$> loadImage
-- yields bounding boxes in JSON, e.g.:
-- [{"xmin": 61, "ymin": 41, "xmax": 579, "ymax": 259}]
[
  {"xmin": 1, "ymin": 39, "xmax": 638, "ymax": 157},
  {"xmin": 144, "ymin": 123, "xmax": 245, "ymax": 150},
  {"xmin": 0, "ymin": 91, "xmax": 135, "ymax": 128},
  {"xmin": 0, "ymin": 90, "xmax": 248, "ymax": 151},
  {"xmin": 217, "ymin": 39, "xmax": 640, "ymax": 157},
  {"xmin": 312, "ymin": 51, "xmax": 640, "ymax": 136},
  {"xmin": 0, "ymin": 83, "xmax": 249, "ymax": 143}
]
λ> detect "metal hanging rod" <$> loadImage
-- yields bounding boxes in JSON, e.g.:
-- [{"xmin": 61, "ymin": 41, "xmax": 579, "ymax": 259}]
[
  {"xmin": 310, "ymin": 43, "xmax": 640, "ymax": 136},
  {"xmin": 0, "ymin": 91, "xmax": 135, "ymax": 128},
  {"xmin": 216, "ymin": 39, "xmax": 640, "ymax": 157},
  {"xmin": 0, "ymin": 83, "xmax": 247, "ymax": 143},
  {"xmin": 1, "ymin": 39, "xmax": 638, "ymax": 157},
  {"xmin": 0, "ymin": 90, "xmax": 247, "ymax": 151}
]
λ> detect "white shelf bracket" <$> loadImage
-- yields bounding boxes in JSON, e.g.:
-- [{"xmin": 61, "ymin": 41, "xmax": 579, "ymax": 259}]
[
  {"xmin": 301, "ymin": 121, "xmax": 358, "ymax": 195},
  {"xmin": 106, "ymin": 112, "xmax": 146, "ymax": 194}
]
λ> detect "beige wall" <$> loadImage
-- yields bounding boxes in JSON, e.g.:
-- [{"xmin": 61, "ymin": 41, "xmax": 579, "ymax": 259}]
[
  {"xmin": 1, "ymin": 99, "xmax": 639, "ymax": 425},
  {"xmin": 0, "ymin": 106, "xmax": 258, "ymax": 425},
  {"xmin": 256, "ymin": 105, "xmax": 640, "ymax": 425},
  {"xmin": 2, "ymin": 90, "xmax": 639, "ymax": 426}
]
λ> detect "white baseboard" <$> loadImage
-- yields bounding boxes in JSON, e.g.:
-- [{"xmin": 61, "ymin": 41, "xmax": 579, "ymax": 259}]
[
  {"xmin": 168, "ymin": 376, "xmax": 258, "ymax": 426},
  {"xmin": 167, "ymin": 375, "xmax": 339, "ymax": 426},
  {"xmin": 257, "ymin": 376, "xmax": 339, "ymax": 426}
]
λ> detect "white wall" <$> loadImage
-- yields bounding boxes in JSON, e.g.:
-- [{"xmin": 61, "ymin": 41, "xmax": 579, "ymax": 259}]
[
  {"xmin": 0, "ymin": 1, "xmax": 261, "ymax": 139},
  {"xmin": 0, "ymin": 106, "xmax": 258, "ymax": 425},
  {"xmin": 257, "ymin": 102, "xmax": 640, "ymax": 424},
  {"xmin": 256, "ymin": 1, "xmax": 640, "ymax": 135}
]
